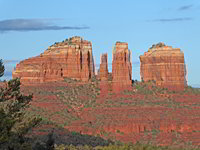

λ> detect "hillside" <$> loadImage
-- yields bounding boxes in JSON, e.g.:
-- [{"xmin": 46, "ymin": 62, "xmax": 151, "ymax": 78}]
[{"xmin": 21, "ymin": 77, "xmax": 200, "ymax": 147}]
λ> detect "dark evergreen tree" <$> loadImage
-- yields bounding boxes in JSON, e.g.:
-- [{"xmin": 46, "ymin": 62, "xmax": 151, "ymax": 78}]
[
  {"xmin": 0, "ymin": 59, "xmax": 5, "ymax": 77},
  {"xmin": 0, "ymin": 75, "xmax": 41, "ymax": 149},
  {"xmin": 45, "ymin": 131, "xmax": 55, "ymax": 150}
]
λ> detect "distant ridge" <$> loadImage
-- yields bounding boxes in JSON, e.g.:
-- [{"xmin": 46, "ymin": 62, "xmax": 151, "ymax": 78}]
[
  {"xmin": 191, "ymin": 84, "xmax": 200, "ymax": 88},
  {"xmin": 0, "ymin": 60, "xmax": 20, "ymax": 81}
]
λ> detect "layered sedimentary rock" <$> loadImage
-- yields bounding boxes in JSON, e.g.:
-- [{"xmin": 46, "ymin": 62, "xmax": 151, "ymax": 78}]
[
  {"xmin": 140, "ymin": 42, "xmax": 187, "ymax": 90},
  {"xmin": 12, "ymin": 36, "xmax": 95, "ymax": 84},
  {"xmin": 99, "ymin": 53, "xmax": 108, "ymax": 81},
  {"xmin": 112, "ymin": 42, "xmax": 132, "ymax": 86}
]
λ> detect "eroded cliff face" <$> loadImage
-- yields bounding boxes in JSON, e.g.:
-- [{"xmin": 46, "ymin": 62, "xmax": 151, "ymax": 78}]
[
  {"xmin": 112, "ymin": 42, "xmax": 132, "ymax": 87},
  {"xmin": 99, "ymin": 53, "xmax": 108, "ymax": 81},
  {"xmin": 12, "ymin": 36, "xmax": 95, "ymax": 84},
  {"xmin": 140, "ymin": 43, "xmax": 187, "ymax": 90}
]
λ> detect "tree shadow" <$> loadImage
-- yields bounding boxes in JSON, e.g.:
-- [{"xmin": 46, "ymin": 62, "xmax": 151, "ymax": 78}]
[{"xmin": 31, "ymin": 125, "xmax": 113, "ymax": 149}]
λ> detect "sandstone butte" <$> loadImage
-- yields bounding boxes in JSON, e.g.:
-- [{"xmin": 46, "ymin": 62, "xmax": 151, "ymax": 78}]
[
  {"xmin": 140, "ymin": 42, "xmax": 187, "ymax": 91},
  {"xmin": 99, "ymin": 53, "xmax": 108, "ymax": 81},
  {"xmin": 12, "ymin": 37, "xmax": 188, "ymax": 91},
  {"xmin": 12, "ymin": 36, "xmax": 95, "ymax": 84},
  {"xmin": 112, "ymin": 42, "xmax": 132, "ymax": 86}
]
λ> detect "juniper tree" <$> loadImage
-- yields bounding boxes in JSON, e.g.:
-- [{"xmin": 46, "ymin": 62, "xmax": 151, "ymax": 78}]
[
  {"xmin": 0, "ymin": 61, "xmax": 40, "ymax": 150},
  {"xmin": 0, "ymin": 59, "xmax": 5, "ymax": 77}
]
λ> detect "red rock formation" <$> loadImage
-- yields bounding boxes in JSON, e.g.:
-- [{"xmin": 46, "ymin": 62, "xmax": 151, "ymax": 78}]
[
  {"xmin": 99, "ymin": 53, "xmax": 108, "ymax": 81},
  {"xmin": 12, "ymin": 36, "xmax": 95, "ymax": 84},
  {"xmin": 112, "ymin": 42, "xmax": 132, "ymax": 86},
  {"xmin": 140, "ymin": 42, "xmax": 187, "ymax": 90}
]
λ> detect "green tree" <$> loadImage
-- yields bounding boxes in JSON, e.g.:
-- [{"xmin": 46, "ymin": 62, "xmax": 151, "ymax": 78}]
[
  {"xmin": 33, "ymin": 131, "xmax": 55, "ymax": 150},
  {"xmin": 0, "ymin": 62, "xmax": 41, "ymax": 149},
  {"xmin": 46, "ymin": 131, "xmax": 55, "ymax": 150},
  {"xmin": 0, "ymin": 59, "xmax": 5, "ymax": 77}
]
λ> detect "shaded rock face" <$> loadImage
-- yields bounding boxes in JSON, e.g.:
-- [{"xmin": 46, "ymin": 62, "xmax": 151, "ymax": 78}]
[
  {"xmin": 99, "ymin": 53, "xmax": 108, "ymax": 81},
  {"xmin": 140, "ymin": 43, "xmax": 187, "ymax": 91},
  {"xmin": 12, "ymin": 36, "xmax": 95, "ymax": 84},
  {"xmin": 112, "ymin": 42, "xmax": 132, "ymax": 86}
]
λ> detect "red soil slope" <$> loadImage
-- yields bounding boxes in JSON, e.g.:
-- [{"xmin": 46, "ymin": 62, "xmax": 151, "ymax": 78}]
[{"xmin": 22, "ymin": 79, "xmax": 200, "ymax": 146}]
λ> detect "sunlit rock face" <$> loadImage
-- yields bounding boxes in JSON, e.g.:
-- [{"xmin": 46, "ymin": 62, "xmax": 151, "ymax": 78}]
[
  {"xmin": 99, "ymin": 53, "xmax": 108, "ymax": 81},
  {"xmin": 112, "ymin": 42, "xmax": 132, "ymax": 87},
  {"xmin": 12, "ymin": 36, "xmax": 95, "ymax": 84},
  {"xmin": 140, "ymin": 42, "xmax": 187, "ymax": 91}
]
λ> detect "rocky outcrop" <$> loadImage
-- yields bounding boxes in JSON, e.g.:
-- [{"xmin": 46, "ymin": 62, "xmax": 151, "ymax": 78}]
[
  {"xmin": 12, "ymin": 36, "xmax": 95, "ymax": 84},
  {"xmin": 112, "ymin": 42, "xmax": 132, "ymax": 86},
  {"xmin": 13, "ymin": 57, "xmax": 63, "ymax": 83},
  {"xmin": 99, "ymin": 53, "xmax": 108, "ymax": 81},
  {"xmin": 140, "ymin": 42, "xmax": 187, "ymax": 90}
]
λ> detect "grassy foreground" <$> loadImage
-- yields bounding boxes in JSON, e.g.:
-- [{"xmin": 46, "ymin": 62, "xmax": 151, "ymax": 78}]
[{"xmin": 55, "ymin": 143, "xmax": 200, "ymax": 150}]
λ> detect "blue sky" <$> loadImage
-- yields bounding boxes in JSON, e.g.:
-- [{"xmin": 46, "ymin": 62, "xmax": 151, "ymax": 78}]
[{"xmin": 0, "ymin": 0, "xmax": 200, "ymax": 86}]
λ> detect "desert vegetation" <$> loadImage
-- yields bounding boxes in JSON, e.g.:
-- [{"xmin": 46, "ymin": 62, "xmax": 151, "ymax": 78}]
[
  {"xmin": 2, "ymin": 59, "xmax": 200, "ymax": 149},
  {"xmin": 0, "ymin": 61, "xmax": 40, "ymax": 149}
]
